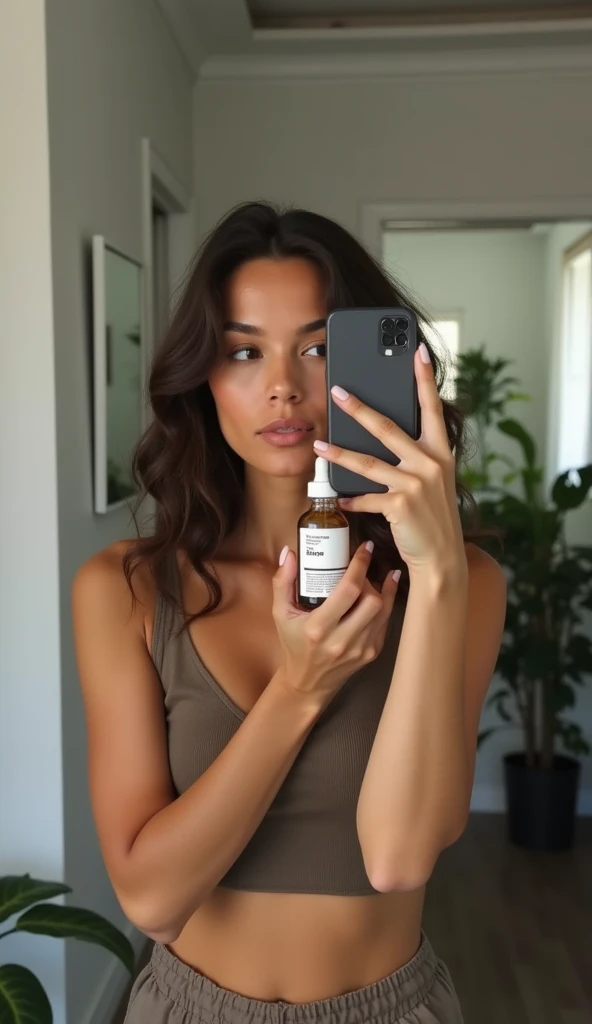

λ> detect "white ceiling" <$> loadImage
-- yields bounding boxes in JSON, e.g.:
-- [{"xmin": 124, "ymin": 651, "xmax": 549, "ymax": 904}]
[{"xmin": 155, "ymin": 0, "xmax": 592, "ymax": 76}]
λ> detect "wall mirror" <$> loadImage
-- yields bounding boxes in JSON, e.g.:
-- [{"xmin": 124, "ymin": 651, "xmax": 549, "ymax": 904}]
[{"xmin": 92, "ymin": 236, "xmax": 144, "ymax": 513}]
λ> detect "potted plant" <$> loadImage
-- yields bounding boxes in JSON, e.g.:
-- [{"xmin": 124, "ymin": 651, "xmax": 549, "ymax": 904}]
[
  {"xmin": 454, "ymin": 344, "xmax": 529, "ymax": 493},
  {"xmin": 0, "ymin": 874, "xmax": 135, "ymax": 1023},
  {"xmin": 456, "ymin": 348, "xmax": 592, "ymax": 851}
]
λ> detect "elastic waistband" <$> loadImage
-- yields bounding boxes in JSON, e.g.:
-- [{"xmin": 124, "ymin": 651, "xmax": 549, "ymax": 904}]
[{"xmin": 150, "ymin": 930, "xmax": 437, "ymax": 1023}]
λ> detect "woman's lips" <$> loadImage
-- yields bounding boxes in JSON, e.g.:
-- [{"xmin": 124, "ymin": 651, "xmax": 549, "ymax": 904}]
[{"xmin": 258, "ymin": 427, "xmax": 314, "ymax": 447}]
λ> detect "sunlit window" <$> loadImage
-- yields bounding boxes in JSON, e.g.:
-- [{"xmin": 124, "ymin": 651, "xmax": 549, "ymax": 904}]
[
  {"xmin": 420, "ymin": 318, "xmax": 460, "ymax": 400},
  {"xmin": 557, "ymin": 236, "xmax": 592, "ymax": 475},
  {"xmin": 421, "ymin": 319, "xmax": 460, "ymax": 359}
]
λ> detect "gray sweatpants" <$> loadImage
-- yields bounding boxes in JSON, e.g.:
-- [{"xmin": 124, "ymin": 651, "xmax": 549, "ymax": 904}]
[{"xmin": 124, "ymin": 931, "xmax": 464, "ymax": 1023}]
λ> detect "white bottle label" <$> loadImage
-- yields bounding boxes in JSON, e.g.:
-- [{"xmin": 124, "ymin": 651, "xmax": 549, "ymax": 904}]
[{"xmin": 299, "ymin": 527, "xmax": 350, "ymax": 598}]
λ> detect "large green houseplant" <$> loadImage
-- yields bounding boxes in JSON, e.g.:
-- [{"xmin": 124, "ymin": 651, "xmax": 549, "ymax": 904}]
[
  {"xmin": 0, "ymin": 874, "xmax": 134, "ymax": 1023},
  {"xmin": 456, "ymin": 347, "xmax": 592, "ymax": 850},
  {"xmin": 454, "ymin": 344, "xmax": 530, "ymax": 493}
]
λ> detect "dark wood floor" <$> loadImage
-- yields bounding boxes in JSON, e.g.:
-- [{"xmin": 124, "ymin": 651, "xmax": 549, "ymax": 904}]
[
  {"xmin": 424, "ymin": 813, "xmax": 592, "ymax": 1023},
  {"xmin": 113, "ymin": 813, "xmax": 592, "ymax": 1023}
]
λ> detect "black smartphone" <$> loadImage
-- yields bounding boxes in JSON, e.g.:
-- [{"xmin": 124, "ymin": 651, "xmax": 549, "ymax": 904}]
[{"xmin": 326, "ymin": 307, "xmax": 420, "ymax": 496}]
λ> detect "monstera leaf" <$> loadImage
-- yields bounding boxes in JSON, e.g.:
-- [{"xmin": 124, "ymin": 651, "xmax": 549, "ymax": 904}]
[
  {"xmin": 0, "ymin": 875, "xmax": 135, "ymax": 1023},
  {"xmin": 551, "ymin": 465, "xmax": 592, "ymax": 511},
  {"xmin": 0, "ymin": 964, "xmax": 52, "ymax": 1024}
]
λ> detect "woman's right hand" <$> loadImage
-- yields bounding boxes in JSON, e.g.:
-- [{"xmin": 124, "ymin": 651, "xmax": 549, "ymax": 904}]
[{"xmin": 271, "ymin": 541, "xmax": 400, "ymax": 709}]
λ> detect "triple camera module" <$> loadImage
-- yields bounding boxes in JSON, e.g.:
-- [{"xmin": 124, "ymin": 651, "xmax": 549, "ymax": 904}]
[{"xmin": 380, "ymin": 316, "xmax": 409, "ymax": 348}]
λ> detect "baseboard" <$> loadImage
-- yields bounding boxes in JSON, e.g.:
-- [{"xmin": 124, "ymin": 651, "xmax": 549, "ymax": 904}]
[
  {"xmin": 471, "ymin": 784, "xmax": 592, "ymax": 816},
  {"xmin": 79, "ymin": 923, "xmax": 150, "ymax": 1024}
]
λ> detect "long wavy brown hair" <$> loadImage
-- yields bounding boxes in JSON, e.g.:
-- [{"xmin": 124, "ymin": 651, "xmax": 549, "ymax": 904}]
[{"xmin": 123, "ymin": 200, "xmax": 482, "ymax": 630}]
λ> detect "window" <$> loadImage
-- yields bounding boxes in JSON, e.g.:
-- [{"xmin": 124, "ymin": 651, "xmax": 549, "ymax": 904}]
[{"xmin": 557, "ymin": 234, "xmax": 592, "ymax": 475}]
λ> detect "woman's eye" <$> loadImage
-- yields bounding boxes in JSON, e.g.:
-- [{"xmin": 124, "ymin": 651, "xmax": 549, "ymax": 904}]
[
  {"xmin": 229, "ymin": 346, "xmax": 260, "ymax": 361},
  {"xmin": 229, "ymin": 343, "xmax": 325, "ymax": 360},
  {"xmin": 305, "ymin": 343, "xmax": 326, "ymax": 357}
]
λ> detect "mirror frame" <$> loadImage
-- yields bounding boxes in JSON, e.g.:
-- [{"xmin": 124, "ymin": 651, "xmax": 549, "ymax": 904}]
[{"xmin": 92, "ymin": 235, "xmax": 145, "ymax": 514}]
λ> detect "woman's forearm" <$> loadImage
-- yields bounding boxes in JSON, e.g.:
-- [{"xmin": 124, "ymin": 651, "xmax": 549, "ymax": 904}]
[
  {"xmin": 356, "ymin": 565, "xmax": 469, "ymax": 892},
  {"xmin": 122, "ymin": 672, "xmax": 323, "ymax": 941}
]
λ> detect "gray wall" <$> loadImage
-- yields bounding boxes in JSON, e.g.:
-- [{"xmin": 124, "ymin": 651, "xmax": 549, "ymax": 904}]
[
  {"xmin": 193, "ymin": 69, "xmax": 592, "ymax": 238},
  {"xmin": 45, "ymin": 0, "xmax": 193, "ymax": 1019}
]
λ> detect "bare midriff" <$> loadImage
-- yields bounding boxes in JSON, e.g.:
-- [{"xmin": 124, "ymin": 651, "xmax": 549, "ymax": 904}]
[
  {"xmin": 144, "ymin": 550, "xmax": 425, "ymax": 1002},
  {"xmin": 166, "ymin": 886, "xmax": 425, "ymax": 1002}
]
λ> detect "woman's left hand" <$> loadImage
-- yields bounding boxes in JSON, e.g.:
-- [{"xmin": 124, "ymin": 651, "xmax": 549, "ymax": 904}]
[{"xmin": 314, "ymin": 342, "xmax": 466, "ymax": 578}]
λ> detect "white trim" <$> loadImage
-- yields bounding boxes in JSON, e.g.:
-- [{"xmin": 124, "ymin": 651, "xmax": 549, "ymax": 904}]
[
  {"xmin": 199, "ymin": 45, "xmax": 592, "ymax": 80},
  {"xmin": 360, "ymin": 199, "xmax": 592, "ymax": 260},
  {"xmin": 140, "ymin": 138, "xmax": 193, "ymax": 429},
  {"xmin": 145, "ymin": 140, "xmax": 190, "ymax": 213}
]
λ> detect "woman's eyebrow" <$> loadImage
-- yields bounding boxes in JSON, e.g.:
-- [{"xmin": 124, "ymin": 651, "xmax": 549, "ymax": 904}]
[
  {"xmin": 298, "ymin": 318, "xmax": 326, "ymax": 335},
  {"xmin": 223, "ymin": 318, "xmax": 326, "ymax": 336},
  {"xmin": 223, "ymin": 321, "xmax": 261, "ymax": 336}
]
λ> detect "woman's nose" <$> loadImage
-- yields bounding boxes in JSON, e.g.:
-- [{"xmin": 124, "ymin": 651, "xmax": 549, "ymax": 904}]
[{"xmin": 266, "ymin": 360, "xmax": 303, "ymax": 403}]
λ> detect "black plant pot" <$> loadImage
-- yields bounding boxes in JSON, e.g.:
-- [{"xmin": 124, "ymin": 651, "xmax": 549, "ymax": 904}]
[{"xmin": 503, "ymin": 752, "xmax": 581, "ymax": 851}]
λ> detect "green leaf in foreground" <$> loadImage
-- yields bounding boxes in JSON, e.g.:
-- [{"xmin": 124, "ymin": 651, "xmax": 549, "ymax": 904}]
[
  {"xmin": 15, "ymin": 905, "xmax": 134, "ymax": 974},
  {"xmin": 0, "ymin": 963, "xmax": 52, "ymax": 1024},
  {"xmin": 0, "ymin": 877, "xmax": 71, "ymax": 926}
]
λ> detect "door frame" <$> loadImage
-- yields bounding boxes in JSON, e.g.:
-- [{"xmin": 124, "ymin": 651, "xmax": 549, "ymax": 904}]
[{"xmin": 140, "ymin": 137, "xmax": 194, "ymax": 426}]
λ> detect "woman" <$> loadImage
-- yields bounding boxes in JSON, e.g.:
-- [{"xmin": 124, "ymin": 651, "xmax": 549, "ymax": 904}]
[{"xmin": 72, "ymin": 201, "xmax": 506, "ymax": 1023}]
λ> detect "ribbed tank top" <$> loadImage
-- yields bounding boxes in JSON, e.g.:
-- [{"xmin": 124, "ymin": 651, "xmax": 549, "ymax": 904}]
[{"xmin": 151, "ymin": 553, "xmax": 406, "ymax": 896}]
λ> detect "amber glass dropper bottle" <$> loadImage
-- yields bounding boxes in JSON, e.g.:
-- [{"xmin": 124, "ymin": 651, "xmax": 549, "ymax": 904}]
[{"xmin": 297, "ymin": 456, "xmax": 350, "ymax": 610}]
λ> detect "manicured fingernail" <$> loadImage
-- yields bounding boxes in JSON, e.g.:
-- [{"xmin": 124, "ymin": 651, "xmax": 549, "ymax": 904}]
[
  {"xmin": 313, "ymin": 439, "xmax": 329, "ymax": 451},
  {"xmin": 331, "ymin": 385, "xmax": 349, "ymax": 401},
  {"xmin": 279, "ymin": 545, "xmax": 289, "ymax": 566},
  {"xmin": 338, "ymin": 497, "xmax": 351, "ymax": 505},
  {"xmin": 392, "ymin": 569, "xmax": 401, "ymax": 582},
  {"xmin": 419, "ymin": 342, "xmax": 431, "ymax": 364},
  {"xmin": 365, "ymin": 540, "xmax": 374, "ymax": 553}
]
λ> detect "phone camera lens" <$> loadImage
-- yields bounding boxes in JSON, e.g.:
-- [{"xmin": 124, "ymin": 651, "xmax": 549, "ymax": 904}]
[
  {"xmin": 380, "ymin": 317, "xmax": 395, "ymax": 333},
  {"xmin": 395, "ymin": 333, "xmax": 407, "ymax": 347},
  {"xmin": 381, "ymin": 331, "xmax": 393, "ymax": 346},
  {"xmin": 395, "ymin": 317, "xmax": 409, "ymax": 331}
]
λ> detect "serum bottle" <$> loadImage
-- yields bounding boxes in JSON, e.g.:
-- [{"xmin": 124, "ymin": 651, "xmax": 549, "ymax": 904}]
[{"xmin": 297, "ymin": 457, "xmax": 350, "ymax": 610}]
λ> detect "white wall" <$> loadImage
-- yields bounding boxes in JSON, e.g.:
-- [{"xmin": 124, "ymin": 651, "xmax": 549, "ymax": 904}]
[
  {"xmin": 0, "ymin": 1, "xmax": 66, "ymax": 1015},
  {"xmin": 383, "ymin": 227, "xmax": 547, "ymax": 459},
  {"xmin": 193, "ymin": 67, "xmax": 592, "ymax": 814},
  {"xmin": 43, "ymin": 1, "xmax": 194, "ymax": 1020}
]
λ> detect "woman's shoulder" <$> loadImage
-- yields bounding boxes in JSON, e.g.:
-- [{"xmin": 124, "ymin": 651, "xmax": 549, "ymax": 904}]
[
  {"xmin": 464, "ymin": 541, "xmax": 506, "ymax": 613},
  {"xmin": 465, "ymin": 540, "xmax": 505, "ymax": 579},
  {"xmin": 71, "ymin": 540, "xmax": 156, "ymax": 633}
]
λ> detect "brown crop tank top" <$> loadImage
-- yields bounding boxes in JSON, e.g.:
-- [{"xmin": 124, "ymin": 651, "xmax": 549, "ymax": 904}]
[{"xmin": 151, "ymin": 552, "xmax": 406, "ymax": 896}]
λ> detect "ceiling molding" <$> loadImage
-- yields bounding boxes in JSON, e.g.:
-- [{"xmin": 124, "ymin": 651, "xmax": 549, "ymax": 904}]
[
  {"xmin": 359, "ymin": 198, "xmax": 592, "ymax": 259},
  {"xmin": 199, "ymin": 45, "xmax": 592, "ymax": 79},
  {"xmin": 252, "ymin": 14, "xmax": 592, "ymax": 41}
]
